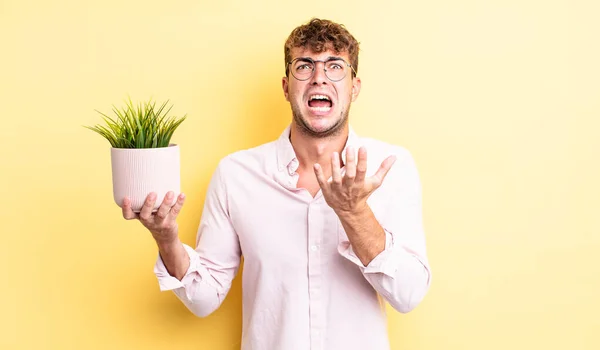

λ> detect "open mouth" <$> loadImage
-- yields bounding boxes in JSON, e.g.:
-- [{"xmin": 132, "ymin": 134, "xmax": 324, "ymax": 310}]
[{"xmin": 307, "ymin": 94, "xmax": 333, "ymax": 113}]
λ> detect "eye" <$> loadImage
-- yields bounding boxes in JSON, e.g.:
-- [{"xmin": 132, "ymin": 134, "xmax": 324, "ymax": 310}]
[
  {"xmin": 297, "ymin": 63, "xmax": 314, "ymax": 71},
  {"xmin": 327, "ymin": 62, "xmax": 343, "ymax": 70}
]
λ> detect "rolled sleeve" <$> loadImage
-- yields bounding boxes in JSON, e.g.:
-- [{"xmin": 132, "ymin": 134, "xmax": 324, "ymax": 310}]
[
  {"xmin": 153, "ymin": 243, "xmax": 209, "ymax": 292},
  {"xmin": 337, "ymin": 228, "xmax": 397, "ymax": 277},
  {"xmin": 363, "ymin": 229, "xmax": 395, "ymax": 275}
]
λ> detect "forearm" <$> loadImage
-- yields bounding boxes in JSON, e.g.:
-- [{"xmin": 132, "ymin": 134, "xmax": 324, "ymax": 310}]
[
  {"xmin": 337, "ymin": 205, "xmax": 386, "ymax": 266},
  {"xmin": 334, "ymin": 149, "xmax": 431, "ymax": 313},
  {"xmin": 156, "ymin": 238, "xmax": 190, "ymax": 281}
]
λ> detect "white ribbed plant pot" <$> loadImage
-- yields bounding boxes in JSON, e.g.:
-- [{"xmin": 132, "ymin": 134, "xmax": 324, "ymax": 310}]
[{"xmin": 111, "ymin": 144, "xmax": 180, "ymax": 213}]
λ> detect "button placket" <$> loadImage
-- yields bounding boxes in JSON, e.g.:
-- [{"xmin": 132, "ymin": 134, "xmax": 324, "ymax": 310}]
[{"xmin": 307, "ymin": 201, "xmax": 324, "ymax": 349}]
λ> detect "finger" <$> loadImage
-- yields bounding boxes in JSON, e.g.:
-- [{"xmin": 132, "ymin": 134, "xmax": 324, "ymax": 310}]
[
  {"xmin": 331, "ymin": 152, "xmax": 342, "ymax": 186},
  {"xmin": 169, "ymin": 193, "xmax": 186, "ymax": 218},
  {"xmin": 313, "ymin": 163, "xmax": 328, "ymax": 191},
  {"xmin": 344, "ymin": 146, "xmax": 356, "ymax": 185},
  {"xmin": 139, "ymin": 192, "xmax": 157, "ymax": 221},
  {"xmin": 371, "ymin": 155, "xmax": 397, "ymax": 188},
  {"xmin": 355, "ymin": 147, "xmax": 368, "ymax": 184},
  {"xmin": 122, "ymin": 196, "xmax": 139, "ymax": 220},
  {"xmin": 155, "ymin": 191, "xmax": 174, "ymax": 221}
]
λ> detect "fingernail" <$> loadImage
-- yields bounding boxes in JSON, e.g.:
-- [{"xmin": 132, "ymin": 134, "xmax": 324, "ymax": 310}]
[
  {"xmin": 167, "ymin": 191, "xmax": 173, "ymax": 199},
  {"xmin": 180, "ymin": 193, "xmax": 186, "ymax": 199},
  {"xmin": 150, "ymin": 192, "xmax": 156, "ymax": 199}
]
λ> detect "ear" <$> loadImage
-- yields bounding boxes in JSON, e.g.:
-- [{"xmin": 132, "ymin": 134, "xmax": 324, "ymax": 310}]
[
  {"xmin": 351, "ymin": 76, "xmax": 361, "ymax": 102},
  {"xmin": 282, "ymin": 76, "xmax": 290, "ymax": 102}
]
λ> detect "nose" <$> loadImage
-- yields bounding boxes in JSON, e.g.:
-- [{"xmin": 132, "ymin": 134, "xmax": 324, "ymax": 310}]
[{"xmin": 310, "ymin": 61, "xmax": 328, "ymax": 85}]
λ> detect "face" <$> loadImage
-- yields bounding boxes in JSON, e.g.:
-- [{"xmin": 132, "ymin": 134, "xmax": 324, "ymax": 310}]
[{"xmin": 282, "ymin": 47, "xmax": 361, "ymax": 138}]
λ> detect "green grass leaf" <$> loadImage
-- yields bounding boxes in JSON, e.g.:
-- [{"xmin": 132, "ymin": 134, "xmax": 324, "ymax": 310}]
[{"xmin": 84, "ymin": 97, "xmax": 186, "ymax": 149}]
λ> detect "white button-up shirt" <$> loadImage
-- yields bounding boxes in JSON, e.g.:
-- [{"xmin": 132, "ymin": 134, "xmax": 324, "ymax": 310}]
[{"xmin": 154, "ymin": 125, "xmax": 432, "ymax": 350}]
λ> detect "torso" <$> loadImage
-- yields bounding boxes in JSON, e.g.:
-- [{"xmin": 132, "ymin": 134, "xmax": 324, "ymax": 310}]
[{"xmin": 215, "ymin": 130, "xmax": 402, "ymax": 350}]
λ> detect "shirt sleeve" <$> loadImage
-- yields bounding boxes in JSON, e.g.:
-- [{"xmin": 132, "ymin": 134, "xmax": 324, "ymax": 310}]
[
  {"xmin": 337, "ymin": 149, "xmax": 432, "ymax": 313},
  {"xmin": 153, "ymin": 160, "xmax": 242, "ymax": 318}
]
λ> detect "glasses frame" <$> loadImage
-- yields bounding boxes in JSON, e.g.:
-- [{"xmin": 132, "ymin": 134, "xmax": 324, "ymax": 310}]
[{"xmin": 287, "ymin": 57, "xmax": 357, "ymax": 82}]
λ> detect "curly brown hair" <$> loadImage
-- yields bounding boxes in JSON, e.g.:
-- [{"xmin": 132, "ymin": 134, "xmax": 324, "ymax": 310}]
[{"xmin": 284, "ymin": 18, "xmax": 360, "ymax": 78}]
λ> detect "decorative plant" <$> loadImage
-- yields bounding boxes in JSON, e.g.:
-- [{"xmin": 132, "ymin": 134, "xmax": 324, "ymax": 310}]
[{"xmin": 84, "ymin": 98, "xmax": 186, "ymax": 148}]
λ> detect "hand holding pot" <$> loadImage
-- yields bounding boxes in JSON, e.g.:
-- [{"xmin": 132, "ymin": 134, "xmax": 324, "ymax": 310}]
[{"xmin": 122, "ymin": 191, "xmax": 186, "ymax": 245}]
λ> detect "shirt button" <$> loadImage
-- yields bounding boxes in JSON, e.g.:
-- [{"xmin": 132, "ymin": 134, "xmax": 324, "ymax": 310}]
[{"xmin": 310, "ymin": 245, "xmax": 318, "ymax": 252}]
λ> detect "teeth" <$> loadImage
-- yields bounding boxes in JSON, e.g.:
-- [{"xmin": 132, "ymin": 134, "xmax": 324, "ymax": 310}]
[
  {"xmin": 309, "ymin": 94, "xmax": 331, "ymax": 101},
  {"xmin": 309, "ymin": 106, "xmax": 331, "ymax": 112}
]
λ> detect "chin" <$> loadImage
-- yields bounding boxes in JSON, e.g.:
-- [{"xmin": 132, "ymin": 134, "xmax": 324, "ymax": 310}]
[{"xmin": 294, "ymin": 109, "xmax": 348, "ymax": 138}]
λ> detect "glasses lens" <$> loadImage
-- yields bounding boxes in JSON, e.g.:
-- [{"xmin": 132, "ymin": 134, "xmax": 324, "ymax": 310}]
[
  {"xmin": 291, "ymin": 59, "xmax": 314, "ymax": 81},
  {"xmin": 324, "ymin": 60, "xmax": 347, "ymax": 81}
]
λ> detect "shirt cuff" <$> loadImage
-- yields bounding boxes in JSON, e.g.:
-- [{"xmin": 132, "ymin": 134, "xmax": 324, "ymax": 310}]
[
  {"xmin": 153, "ymin": 243, "xmax": 210, "ymax": 292},
  {"xmin": 338, "ymin": 228, "xmax": 400, "ymax": 277}
]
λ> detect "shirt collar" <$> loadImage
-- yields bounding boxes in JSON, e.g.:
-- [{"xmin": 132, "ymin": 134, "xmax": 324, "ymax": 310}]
[{"xmin": 276, "ymin": 124, "xmax": 361, "ymax": 172}]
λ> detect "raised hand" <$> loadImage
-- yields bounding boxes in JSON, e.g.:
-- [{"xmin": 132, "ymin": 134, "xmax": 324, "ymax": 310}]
[{"xmin": 313, "ymin": 146, "xmax": 396, "ymax": 215}]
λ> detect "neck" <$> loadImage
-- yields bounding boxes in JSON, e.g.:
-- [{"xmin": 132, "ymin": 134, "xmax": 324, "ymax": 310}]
[{"xmin": 289, "ymin": 123, "xmax": 349, "ymax": 172}]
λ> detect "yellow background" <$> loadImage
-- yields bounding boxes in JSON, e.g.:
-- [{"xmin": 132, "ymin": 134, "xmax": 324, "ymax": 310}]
[{"xmin": 1, "ymin": 0, "xmax": 598, "ymax": 349}]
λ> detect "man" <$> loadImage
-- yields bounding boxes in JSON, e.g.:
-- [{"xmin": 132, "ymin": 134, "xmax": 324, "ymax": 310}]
[{"xmin": 123, "ymin": 18, "xmax": 431, "ymax": 350}]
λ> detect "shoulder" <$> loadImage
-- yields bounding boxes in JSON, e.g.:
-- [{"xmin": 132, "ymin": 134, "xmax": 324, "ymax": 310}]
[{"xmin": 214, "ymin": 140, "xmax": 277, "ymax": 174}]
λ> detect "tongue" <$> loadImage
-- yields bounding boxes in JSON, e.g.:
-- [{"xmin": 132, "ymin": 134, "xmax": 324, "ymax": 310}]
[{"xmin": 309, "ymin": 100, "xmax": 332, "ymax": 108}]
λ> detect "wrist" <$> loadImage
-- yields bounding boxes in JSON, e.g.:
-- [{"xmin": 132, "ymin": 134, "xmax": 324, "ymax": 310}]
[
  {"xmin": 335, "ymin": 203, "xmax": 370, "ymax": 221},
  {"xmin": 155, "ymin": 236, "xmax": 181, "ymax": 251}
]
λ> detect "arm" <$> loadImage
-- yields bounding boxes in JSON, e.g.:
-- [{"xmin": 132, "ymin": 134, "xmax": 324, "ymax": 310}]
[
  {"xmin": 150, "ymin": 161, "xmax": 241, "ymax": 317},
  {"xmin": 340, "ymin": 151, "xmax": 431, "ymax": 313},
  {"xmin": 123, "ymin": 160, "xmax": 240, "ymax": 317},
  {"xmin": 314, "ymin": 146, "xmax": 431, "ymax": 313}
]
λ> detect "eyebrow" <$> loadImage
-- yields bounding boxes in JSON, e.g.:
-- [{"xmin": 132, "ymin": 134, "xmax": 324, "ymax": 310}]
[{"xmin": 295, "ymin": 56, "xmax": 345, "ymax": 62}]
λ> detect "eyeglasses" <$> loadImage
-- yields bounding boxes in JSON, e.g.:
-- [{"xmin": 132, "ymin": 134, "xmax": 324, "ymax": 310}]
[{"xmin": 287, "ymin": 57, "xmax": 357, "ymax": 82}]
